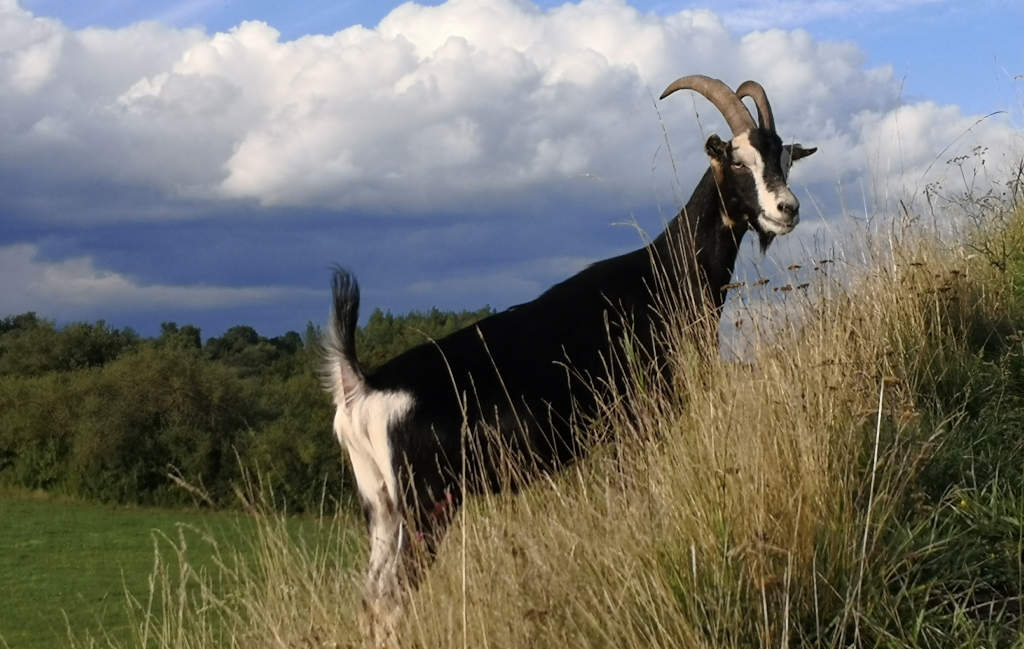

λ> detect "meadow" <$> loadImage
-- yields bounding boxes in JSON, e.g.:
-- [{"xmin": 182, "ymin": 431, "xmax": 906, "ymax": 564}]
[
  {"xmin": 4, "ymin": 166, "xmax": 1024, "ymax": 648},
  {"xmin": 0, "ymin": 490, "xmax": 361, "ymax": 649},
  {"xmin": 1, "ymin": 493, "xmax": 237, "ymax": 648}
]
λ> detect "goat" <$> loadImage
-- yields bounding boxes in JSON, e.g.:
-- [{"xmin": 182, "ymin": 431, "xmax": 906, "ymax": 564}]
[{"xmin": 322, "ymin": 74, "xmax": 816, "ymax": 637}]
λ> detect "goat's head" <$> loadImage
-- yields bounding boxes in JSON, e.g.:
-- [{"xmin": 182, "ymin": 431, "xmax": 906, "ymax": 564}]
[{"xmin": 661, "ymin": 75, "xmax": 816, "ymax": 250}]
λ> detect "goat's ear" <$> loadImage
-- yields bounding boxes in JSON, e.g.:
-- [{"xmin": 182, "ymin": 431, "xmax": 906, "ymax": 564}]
[
  {"xmin": 705, "ymin": 134, "xmax": 730, "ymax": 162},
  {"xmin": 785, "ymin": 143, "xmax": 817, "ymax": 163}
]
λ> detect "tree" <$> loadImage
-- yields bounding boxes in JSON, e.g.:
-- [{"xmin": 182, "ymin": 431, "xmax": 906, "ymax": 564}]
[
  {"xmin": 159, "ymin": 322, "xmax": 202, "ymax": 349},
  {"xmin": 0, "ymin": 314, "xmax": 137, "ymax": 376}
]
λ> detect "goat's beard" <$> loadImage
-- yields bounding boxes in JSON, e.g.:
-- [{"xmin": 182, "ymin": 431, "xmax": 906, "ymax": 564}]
[{"xmin": 756, "ymin": 227, "xmax": 775, "ymax": 253}]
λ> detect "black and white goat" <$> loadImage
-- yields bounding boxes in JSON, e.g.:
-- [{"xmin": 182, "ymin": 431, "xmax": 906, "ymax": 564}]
[{"xmin": 323, "ymin": 75, "xmax": 815, "ymax": 632}]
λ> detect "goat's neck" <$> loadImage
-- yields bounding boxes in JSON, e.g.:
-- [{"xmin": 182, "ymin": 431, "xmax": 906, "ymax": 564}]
[{"xmin": 651, "ymin": 169, "xmax": 746, "ymax": 313}]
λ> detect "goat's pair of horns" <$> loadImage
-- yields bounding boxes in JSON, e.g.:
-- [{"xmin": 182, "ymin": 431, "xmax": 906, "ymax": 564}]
[{"xmin": 660, "ymin": 75, "xmax": 775, "ymax": 135}]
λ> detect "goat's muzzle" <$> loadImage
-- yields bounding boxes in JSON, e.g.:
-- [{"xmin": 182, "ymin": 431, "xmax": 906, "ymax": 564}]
[{"xmin": 777, "ymin": 199, "xmax": 799, "ymax": 220}]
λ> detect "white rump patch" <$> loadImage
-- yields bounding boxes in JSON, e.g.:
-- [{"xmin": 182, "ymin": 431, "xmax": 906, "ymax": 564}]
[{"xmin": 333, "ymin": 389, "xmax": 414, "ymax": 508}]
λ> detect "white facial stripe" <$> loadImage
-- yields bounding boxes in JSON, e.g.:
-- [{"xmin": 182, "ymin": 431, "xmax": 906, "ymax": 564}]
[
  {"xmin": 732, "ymin": 131, "xmax": 798, "ymax": 235},
  {"xmin": 731, "ymin": 131, "xmax": 760, "ymax": 169}
]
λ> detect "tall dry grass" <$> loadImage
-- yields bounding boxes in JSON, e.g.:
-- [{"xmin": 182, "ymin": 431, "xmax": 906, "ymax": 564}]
[
  {"xmin": 76, "ymin": 188, "xmax": 1024, "ymax": 648},
  {"xmin": 395, "ymin": 214, "xmax": 1021, "ymax": 648}
]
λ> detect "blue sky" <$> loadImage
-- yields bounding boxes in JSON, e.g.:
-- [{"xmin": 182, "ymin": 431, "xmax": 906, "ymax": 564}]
[{"xmin": 2, "ymin": 0, "xmax": 1023, "ymax": 339}]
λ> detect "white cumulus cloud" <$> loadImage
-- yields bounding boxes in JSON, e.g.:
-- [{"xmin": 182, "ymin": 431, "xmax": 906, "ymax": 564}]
[{"xmin": 3, "ymin": 0, "xmax": 1020, "ymax": 222}]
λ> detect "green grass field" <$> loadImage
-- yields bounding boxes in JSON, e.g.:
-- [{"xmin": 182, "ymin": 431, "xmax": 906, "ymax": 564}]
[{"xmin": 0, "ymin": 492, "xmax": 360, "ymax": 649}]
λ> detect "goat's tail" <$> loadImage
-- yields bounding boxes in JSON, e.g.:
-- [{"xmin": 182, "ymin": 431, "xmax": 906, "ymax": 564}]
[{"xmin": 322, "ymin": 266, "xmax": 366, "ymax": 405}]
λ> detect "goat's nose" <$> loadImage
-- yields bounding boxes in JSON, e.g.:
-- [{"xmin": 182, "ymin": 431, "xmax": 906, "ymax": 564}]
[{"xmin": 777, "ymin": 200, "xmax": 799, "ymax": 218}]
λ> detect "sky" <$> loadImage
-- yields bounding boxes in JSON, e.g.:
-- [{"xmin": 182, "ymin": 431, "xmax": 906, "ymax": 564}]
[{"xmin": 2, "ymin": 0, "xmax": 1023, "ymax": 340}]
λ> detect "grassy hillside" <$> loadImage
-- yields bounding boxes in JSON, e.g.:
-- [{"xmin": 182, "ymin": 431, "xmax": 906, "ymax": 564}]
[
  {"xmin": 391, "ymin": 200, "xmax": 1024, "ymax": 648},
  {"xmin": 42, "ymin": 185, "xmax": 1024, "ymax": 647}
]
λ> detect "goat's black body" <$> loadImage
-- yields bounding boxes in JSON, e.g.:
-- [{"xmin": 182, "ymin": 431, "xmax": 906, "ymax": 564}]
[{"xmin": 356, "ymin": 168, "xmax": 742, "ymax": 540}]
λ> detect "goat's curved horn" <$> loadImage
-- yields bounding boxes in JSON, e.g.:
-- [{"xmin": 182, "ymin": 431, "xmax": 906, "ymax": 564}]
[
  {"xmin": 735, "ymin": 80, "xmax": 775, "ymax": 132},
  {"xmin": 659, "ymin": 74, "xmax": 756, "ymax": 135}
]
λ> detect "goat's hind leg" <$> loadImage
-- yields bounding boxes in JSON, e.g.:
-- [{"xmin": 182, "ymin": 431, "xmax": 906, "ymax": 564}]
[{"xmin": 361, "ymin": 485, "xmax": 407, "ymax": 646}]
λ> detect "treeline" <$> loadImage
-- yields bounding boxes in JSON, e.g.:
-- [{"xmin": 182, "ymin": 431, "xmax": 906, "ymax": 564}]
[{"xmin": 0, "ymin": 306, "xmax": 492, "ymax": 511}]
